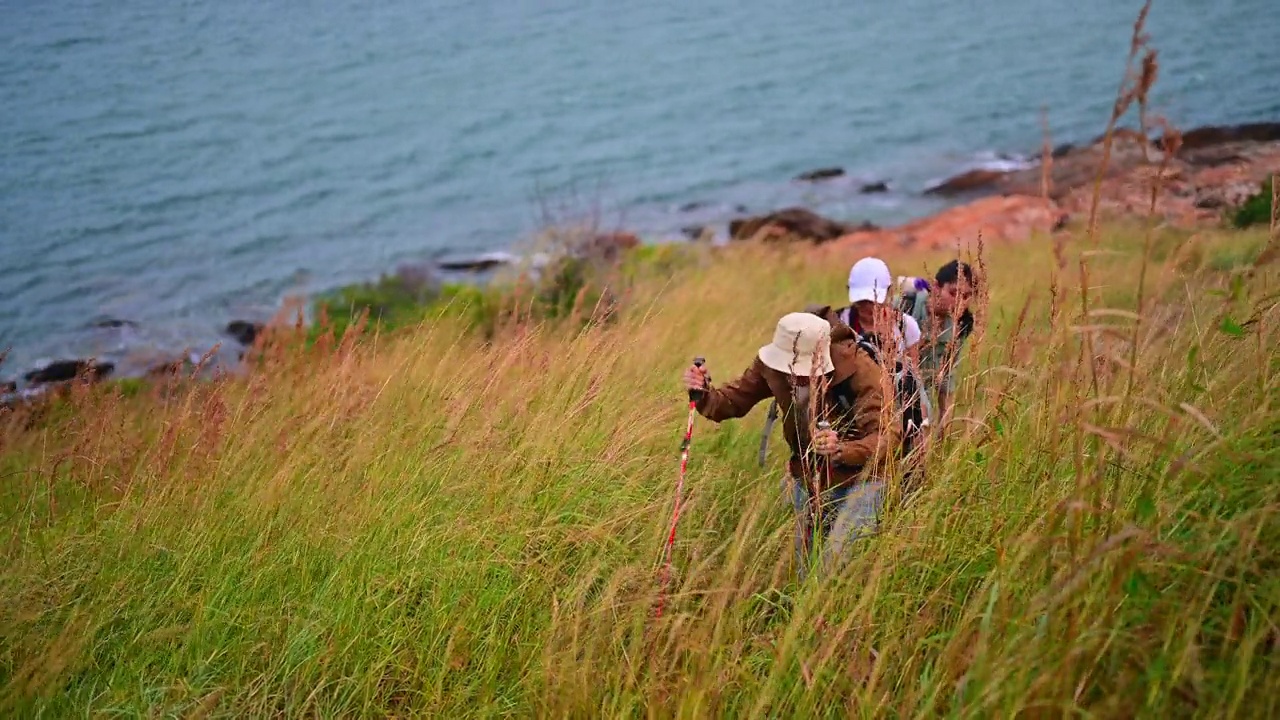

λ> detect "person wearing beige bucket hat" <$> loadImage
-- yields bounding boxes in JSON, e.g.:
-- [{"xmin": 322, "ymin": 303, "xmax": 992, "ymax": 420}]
[{"xmin": 681, "ymin": 312, "xmax": 898, "ymax": 575}]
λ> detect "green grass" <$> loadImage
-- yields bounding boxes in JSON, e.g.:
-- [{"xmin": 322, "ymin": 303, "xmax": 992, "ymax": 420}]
[
  {"xmin": 1, "ymin": 220, "xmax": 1277, "ymax": 718},
  {"xmin": 1232, "ymin": 177, "xmax": 1274, "ymax": 230}
]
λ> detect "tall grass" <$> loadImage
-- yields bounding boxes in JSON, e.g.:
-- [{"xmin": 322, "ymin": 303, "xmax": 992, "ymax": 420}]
[
  {"xmin": 1, "ymin": 210, "xmax": 1276, "ymax": 716},
  {"xmin": 3, "ymin": 8, "xmax": 1279, "ymax": 711}
]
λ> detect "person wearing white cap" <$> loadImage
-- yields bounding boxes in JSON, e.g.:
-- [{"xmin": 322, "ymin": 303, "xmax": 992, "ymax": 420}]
[
  {"xmin": 681, "ymin": 312, "xmax": 899, "ymax": 575},
  {"xmin": 803, "ymin": 257, "xmax": 932, "ymax": 456},
  {"xmin": 837, "ymin": 257, "xmax": 921, "ymax": 362}
]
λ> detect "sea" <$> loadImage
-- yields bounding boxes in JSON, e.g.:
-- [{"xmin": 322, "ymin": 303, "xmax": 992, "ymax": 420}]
[{"xmin": 2, "ymin": 0, "xmax": 1278, "ymax": 381}]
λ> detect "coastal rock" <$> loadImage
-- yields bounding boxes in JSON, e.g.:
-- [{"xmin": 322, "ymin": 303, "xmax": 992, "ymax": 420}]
[
  {"xmin": 681, "ymin": 225, "xmax": 709, "ymax": 241},
  {"xmin": 896, "ymin": 195, "xmax": 1066, "ymax": 247},
  {"xmin": 924, "ymin": 169, "xmax": 1010, "ymax": 197},
  {"xmin": 1181, "ymin": 148, "xmax": 1248, "ymax": 168},
  {"xmin": 859, "ymin": 181, "xmax": 890, "ymax": 194},
  {"xmin": 1058, "ymin": 140, "xmax": 1280, "ymax": 226},
  {"xmin": 1051, "ymin": 143, "xmax": 1076, "ymax": 158},
  {"xmin": 822, "ymin": 195, "xmax": 1066, "ymax": 257},
  {"xmin": 145, "ymin": 357, "xmax": 194, "ymax": 380},
  {"xmin": 592, "ymin": 231, "xmax": 641, "ymax": 251},
  {"xmin": 795, "ymin": 167, "xmax": 845, "ymax": 182},
  {"xmin": 577, "ymin": 231, "xmax": 641, "ymax": 264},
  {"xmin": 729, "ymin": 207, "xmax": 851, "ymax": 244},
  {"xmin": 436, "ymin": 253, "xmax": 513, "ymax": 273},
  {"xmin": 1159, "ymin": 122, "xmax": 1280, "ymax": 153},
  {"xmin": 1, "ymin": 380, "xmax": 15, "ymax": 395},
  {"xmin": 225, "ymin": 321, "xmax": 264, "ymax": 346},
  {"xmin": 998, "ymin": 122, "xmax": 1280, "ymax": 202},
  {"xmin": 1001, "ymin": 131, "xmax": 1154, "ymax": 199},
  {"xmin": 92, "ymin": 318, "xmax": 138, "ymax": 329},
  {"xmin": 24, "ymin": 359, "xmax": 114, "ymax": 386}
]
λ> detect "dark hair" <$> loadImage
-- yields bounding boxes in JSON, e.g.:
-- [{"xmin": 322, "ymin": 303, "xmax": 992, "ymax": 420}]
[{"xmin": 934, "ymin": 259, "xmax": 975, "ymax": 287}]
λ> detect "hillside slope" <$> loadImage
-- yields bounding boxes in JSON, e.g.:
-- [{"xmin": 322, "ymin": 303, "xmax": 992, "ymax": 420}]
[{"xmin": 1, "ymin": 218, "xmax": 1277, "ymax": 717}]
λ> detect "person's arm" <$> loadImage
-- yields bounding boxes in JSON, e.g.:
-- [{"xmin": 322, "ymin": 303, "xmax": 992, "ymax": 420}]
[
  {"xmin": 902, "ymin": 313, "xmax": 922, "ymax": 367},
  {"xmin": 832, "ymin": 352, "xmax": 900, "ymax": 467},
  {"xmin": 936, "ymin": 387, "xmax": 954, "ymax": 434},
  {"xmin": 694, "ymin": 358, "xmax": 773, "ymax": 422}
]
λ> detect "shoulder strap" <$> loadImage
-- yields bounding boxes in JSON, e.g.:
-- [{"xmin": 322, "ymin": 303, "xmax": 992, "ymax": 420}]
[{"xmin": 758, "ymin": 399, "xmax": 780, "ymax": 467}]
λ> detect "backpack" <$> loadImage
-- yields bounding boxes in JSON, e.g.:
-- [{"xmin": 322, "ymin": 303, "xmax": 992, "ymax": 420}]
[
  {"xmin": 853, "ymin": 331, "xmax": 928, "ymax": 457},
  {"xmin": 898, "ymin": 283, "xmax": 975, "ymax": 341},
  {"xmin": 757, "ymin": 326, "xmax": 927, "ymax": 467}
]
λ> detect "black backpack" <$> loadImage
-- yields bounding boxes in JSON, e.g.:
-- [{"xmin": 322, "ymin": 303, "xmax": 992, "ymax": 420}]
[{"xmin": 852, "ymin": 331, "xmax": 927, "ymax": 456}]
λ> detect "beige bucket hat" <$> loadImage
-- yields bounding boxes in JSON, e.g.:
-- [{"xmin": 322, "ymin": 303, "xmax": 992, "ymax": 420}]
[{"xmin": 757, "ymin": 312, "xmax": 836, "ymax": 376}]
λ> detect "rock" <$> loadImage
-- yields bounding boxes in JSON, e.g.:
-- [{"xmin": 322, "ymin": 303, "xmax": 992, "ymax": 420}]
[
  {"xmin": 1088, "ymin": 127, "xmax": 1152, "ymax": 147},
  {"xmin": 820, "ymin": 195, "xmax": 1066, "ymax": 258},
  {"xmin": 1051, "ymin": 142, "xmax": 1076, "ymax": 158},
  {"xmin": 436, "ymin": 253, "xmax": 513, "ymax": 272},
  {"xmin": 145, "ymin": 358, "xmax": 192, "ymax": 379},
  {"xmin": 1194, "ymin": 193, "xmax": 1226, "ymax": 210},
  {"xmin": 729, "ymin": 208, "xmax": 851, "ymax": 244},
  {"xmin": 1, "ymin": 380, "xmax": 15, "ymax": 394},
  {"xmin": 999, "ymin": 132, "xmax": 1154, "ymax": 199},
  {"xmin": 795, "ymin": 167, "xmax": 845, "ymax": 182},
  {"xmin": 852, "ymin": 220, "xmax": 881, "ymax": 232},
  {"xmin": 859, "ymin": 181, "xmax": 890, "ymax": 194},
  {"xmin": 225, "ymin": 321, "xmax": 264, "ymax": 346},
  {"xmin": 594, "ymin": 231, "xmax": 640, "ymax": 251},
  {"xmin": 577, "ymin": 231, "xmax": 641, "ymax": 264},
  {"xmin": 1057, "ymin": 141, "xmax": 1280, "ymax": 227},
  {"xmin": 924, "ymin": 169, "xmax": 1010, "ymax": 197},
  {"xmin": 93, "ymin": 318, "xmax": 138, "ymax": 329},
  {"xmin": 900, "ymin": 195, "xmax": 1066, "ymax": 247},
  {"xmin": 1159, "ymin": 122, "xmax": 1280, "ymax": 152},
  {"xmin": 678, "ymin": 201, "xmax": 708, "ymax": 212},
  {"xmin": 680, "ymin": 225, "xmax": 708, "ymax": 241},
  {"xmin": 1181, "ymin": 148, "xmax": 1248, "ymax": 168},
  {"xmin": 24, "ymin": 359, "xmax": 114, "ymax": 386}
]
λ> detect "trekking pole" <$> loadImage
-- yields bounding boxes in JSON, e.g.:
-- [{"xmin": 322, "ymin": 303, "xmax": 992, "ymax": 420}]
[{"xmin": 656, "ymin": 356, "xmax": 705, "ymax": 619}]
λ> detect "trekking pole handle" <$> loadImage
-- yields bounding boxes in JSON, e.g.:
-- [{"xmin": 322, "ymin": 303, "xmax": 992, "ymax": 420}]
[
  {"xmin": 815, "ymin": 420, "xmax": 833, "ymax": 461},
  {"xmin": 689, "ymin": 357, "xmax": 706, "ymax": 402}
]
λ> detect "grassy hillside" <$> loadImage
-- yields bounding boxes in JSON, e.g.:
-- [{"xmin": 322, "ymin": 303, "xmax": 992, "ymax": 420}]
[{"xmin": 1, "ymin": 219, "xmax": 1277, "ymax": 717}]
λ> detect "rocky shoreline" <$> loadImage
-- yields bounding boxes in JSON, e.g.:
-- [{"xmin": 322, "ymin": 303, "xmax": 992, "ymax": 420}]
[
  {"xmin": 3, "ymin": 121, "xmax": 1276, "ymax": 409},
  {"xmin": 758, "ymin": 121, "xmax": 1280, "ymax": 257}
]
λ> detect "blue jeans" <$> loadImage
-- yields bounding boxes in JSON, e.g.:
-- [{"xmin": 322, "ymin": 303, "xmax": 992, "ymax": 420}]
[{"xmin": 789, "ymin": 478, "xmax": 885, "ymax": 579}]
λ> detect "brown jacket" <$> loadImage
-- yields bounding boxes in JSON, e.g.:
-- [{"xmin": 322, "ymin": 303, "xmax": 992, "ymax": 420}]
[{"xmin": 695, "ymin": 330, "xmax": 898, "ymax": 489}]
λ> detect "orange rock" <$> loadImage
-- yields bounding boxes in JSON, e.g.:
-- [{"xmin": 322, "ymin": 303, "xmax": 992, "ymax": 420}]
[{"xmin": 821, "ymin": 195, "xmax": 1067, "ymax": 259}]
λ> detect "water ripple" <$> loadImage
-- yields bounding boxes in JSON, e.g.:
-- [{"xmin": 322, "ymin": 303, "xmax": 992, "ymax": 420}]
[{"xmin": 0, "ymin": 0, "xmax": 1276, "ymax": 376}]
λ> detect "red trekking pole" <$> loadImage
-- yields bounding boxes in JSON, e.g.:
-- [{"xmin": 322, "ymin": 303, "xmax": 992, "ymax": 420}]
[{"xmin": 656, "ymin": 356, "xmax": 705, "ymax": 619}]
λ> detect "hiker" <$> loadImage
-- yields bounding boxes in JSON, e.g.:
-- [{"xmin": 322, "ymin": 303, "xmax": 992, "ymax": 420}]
[
  {"xmin": 801, "ymin": 257, "xmax": 931, "ymax": 459},
  {"xmin": 817, "ymin": 257, "xmax": 922, "ymax": 365},
  {"xmin": 895, "ymin": 259, "xmax": 976, "ymax": 435},
  {"xmin": 681, "ymin": 312, "xmax": 898, "ymax": 576}
]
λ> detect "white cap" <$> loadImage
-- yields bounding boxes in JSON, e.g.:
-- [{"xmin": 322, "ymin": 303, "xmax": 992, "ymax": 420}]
[{"xmin": 848, "ymin": 257, "xmax": 892, "ymax": 304}]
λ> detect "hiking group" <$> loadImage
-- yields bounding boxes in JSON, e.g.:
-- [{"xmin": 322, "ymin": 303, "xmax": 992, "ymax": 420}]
[{"xmin": 680, "ymin": 257, "xmax": 976, "ymax": 577}]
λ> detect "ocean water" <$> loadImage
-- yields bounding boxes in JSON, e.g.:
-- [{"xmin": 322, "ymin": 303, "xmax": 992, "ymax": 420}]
[{"xmin": 2, "ymin": 0, "xmax": 1278, "ymax": 379}]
